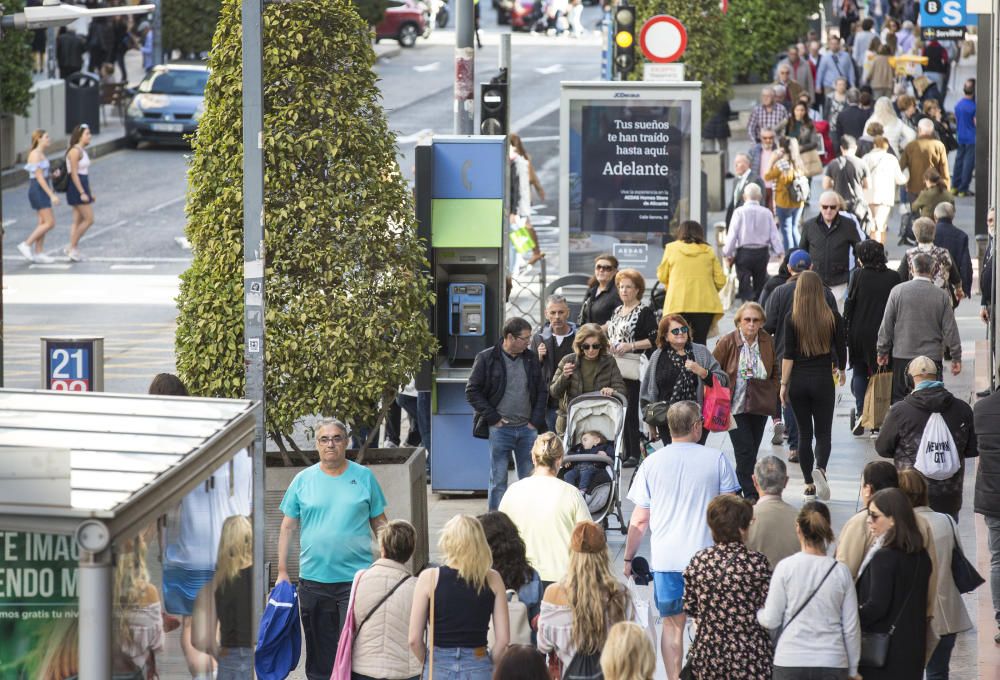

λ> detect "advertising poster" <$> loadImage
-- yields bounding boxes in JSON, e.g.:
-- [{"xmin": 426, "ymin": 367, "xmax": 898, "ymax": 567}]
[
  {"xmin": 561, "ymin": 83, "xmax": 701, "ymax": 279},
  {"xmin": 0, "ymin": 532, "xmax": 79, "ymax": 678}
]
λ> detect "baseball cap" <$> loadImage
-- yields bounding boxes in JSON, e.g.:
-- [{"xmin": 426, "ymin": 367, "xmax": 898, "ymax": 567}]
[
  {"xmin": 570, "ymin": 521, "xmax": 606, "ymax": 554},
  {"xmin": 907, "ymin": 356, "xmax": 938, "ymax": 377},
  {"xmin": 788, "ymin": 250, "xmax": 812, "ymax": 271}
]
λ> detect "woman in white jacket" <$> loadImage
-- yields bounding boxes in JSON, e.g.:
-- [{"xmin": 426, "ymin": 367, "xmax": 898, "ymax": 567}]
[
  {"xmin": 869, "ymin": 97, "xmax": 916, "ymax": 155},
  {"xmin": 352, "ymin": 520, "xmax": 422, "ymax": 680},
  {"xmin": 899, "ymin": 470, "xmax": 973, "ymax": 680},
  {"xmin": 864, "ymin": 135, "xmax": 908, "ymax": 244}
]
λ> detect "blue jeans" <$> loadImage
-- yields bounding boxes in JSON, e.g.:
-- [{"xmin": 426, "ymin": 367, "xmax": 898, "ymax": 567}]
[
  {"xmin": 216, "ymin": 647, "xmax": 254, "ymax": 680},
  {"xmin": 487, "ymin": 424, "xmax": 536, "ymax": 509},
  {"xmin": 925, "ymin": 632, "xmax": 956, "ymax": 680},
  {"xmin": 564, "ymin": 462, "xmax": 600, "ymax": 491},
  {"xmin": 424, "ymin": 646, "xmax": 493, "ymax": 680},
  {"xmin": 851, "ymin": 367, "xmax": 869, "ymax": 415},
  {"xmin": 775, "ymin": 205, "xmax": 803, "ymax": 251},
  {"xmin": 545, "ymin": 406, "xmax": 558, "ymax": 434},
  {"xmin": 783, "ymin": 402, "xmax": 798, "ymax": 451},
  {"xmin": 953, "ymin": 143, "xmax": 975, "ymax": 193}
]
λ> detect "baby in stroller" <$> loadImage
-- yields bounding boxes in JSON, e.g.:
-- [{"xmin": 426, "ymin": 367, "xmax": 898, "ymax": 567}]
[{"xmin": 563, "ymin": 430, "xmax": 613, "ymax": 492}]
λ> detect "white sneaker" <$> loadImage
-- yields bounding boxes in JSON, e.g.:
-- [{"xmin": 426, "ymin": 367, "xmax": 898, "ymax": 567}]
[
  {"xmin": 17, "ymin": 242, "xmax": 34, "ymax": 262},
  {"xmin": 814, "ymin": 469, "xmax": 831, "ymax": 501},
  {"xmin": 803, "ymin": 485, "xmax": 817, "ymax": 502},
  {"xmin": 65, "ymin": 247, "xmax": 83, "ymax": 262},
  {"xmin": 33, "ymin": 252, "xmax": 55, "ymax": 264},
  {"xmin": 771, "ymin": 422, "xmax": 785, "ymax": 445}
]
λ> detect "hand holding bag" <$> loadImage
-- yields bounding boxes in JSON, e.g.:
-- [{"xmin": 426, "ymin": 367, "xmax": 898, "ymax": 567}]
[
  {"xmin": 860, "ymin": 368, "xmax": 892, "ymax": 430},
  {"xmin": 702, "ymin": 382, "xmax": 732, "ymax": 432},
  {"xmin": 626, "ymin": 578, "xmax": 658, "ymax": 649}
]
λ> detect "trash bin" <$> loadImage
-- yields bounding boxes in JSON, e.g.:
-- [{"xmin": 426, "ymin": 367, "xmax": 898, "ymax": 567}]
[{"xmin": 65, "ymin": 72, "xmax": 101, "ymax": 135}]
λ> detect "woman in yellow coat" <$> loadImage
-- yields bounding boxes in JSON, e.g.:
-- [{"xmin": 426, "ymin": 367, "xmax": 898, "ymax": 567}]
[{"xmin": 656, "ymin": 220, "xmax": 727, "ymax": 344}]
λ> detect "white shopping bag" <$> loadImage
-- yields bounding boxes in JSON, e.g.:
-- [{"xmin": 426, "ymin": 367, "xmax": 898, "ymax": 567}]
[{"xmin": 627, "ymin": 578, "xmax": 658, "ymax": 649}]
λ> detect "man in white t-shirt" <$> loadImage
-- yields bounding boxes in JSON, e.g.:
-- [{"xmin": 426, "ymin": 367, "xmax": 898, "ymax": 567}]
[{"xmin": 624, "ymin": 401, "xmax": 740, "ymax": 679}]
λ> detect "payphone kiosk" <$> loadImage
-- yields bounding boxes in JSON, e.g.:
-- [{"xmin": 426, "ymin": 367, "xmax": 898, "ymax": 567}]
[{"xmin": 415, "ymin": 135, "xmax": 508, "ymax": 493}]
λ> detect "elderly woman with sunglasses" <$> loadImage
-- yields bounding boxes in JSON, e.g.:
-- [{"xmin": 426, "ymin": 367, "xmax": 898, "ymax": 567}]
[
  {"xmin": 640, "ymin": 314, "xmax": 727, "ymax": 446},
  {"xmin": 550, "ymin": 323, "xmax": 626, "ymax": 435},
  {"xmin": 712, "ymin": 302, "xmax": 780, "ymax": 502}
]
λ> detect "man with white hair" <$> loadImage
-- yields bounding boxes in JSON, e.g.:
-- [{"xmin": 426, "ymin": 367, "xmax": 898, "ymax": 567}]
[
  {"xmin": 723, "ymin": 183, "xmax": 784, "ymax": 301},
  {"xmin": 726, "ymin": 153, "xmax": 765, "ymax": 229},
  {"xmin": 932, "ymin": 202, "xmax": 973, "ymax": 299},
  {"xmin": 747, "ymin": 86, "xmax": 789, "ymax": 144},
  {"xmin": 776, "ymin": 44, "xmax": 814, "ymax": 102},
  {"xmin": 798, "ymin": 190, "xmax": 863, "ymax": 303},
  {"xmin": 746, "ymin": 456, "xmax": 799, "ymax": 568}
]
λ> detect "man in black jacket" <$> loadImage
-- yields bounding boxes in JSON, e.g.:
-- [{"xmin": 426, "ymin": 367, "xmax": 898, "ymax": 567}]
[
  {"xmin": 932, "ymin": 202, "xmax": 973, "ymax": 301},
  {"xmin": 529, "ymin": 295, "xmax": 577, "ymax": 432},
  {"xmin": 466, "ymin": 316, "xmax": 548, "ymax": 510},
  {"xmin": 876, "ymin": 356, "xmax": 976, "ymax": 519},
  {"xmin": 974, "ymin": 385, "xmax": 1000, "ymax": 642},
  {"xmin": 799, "ymin": 190, "xmax": 863, "ymax": 306},
  {"xmin": 725, "ymin": 153, "xmax": 765, "ymax": 230}
]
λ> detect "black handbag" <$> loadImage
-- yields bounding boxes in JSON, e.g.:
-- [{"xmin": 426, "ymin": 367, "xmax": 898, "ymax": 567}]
[
  {"xmin": 949, "ymin": 519, "xmax": 985, "ymax": 594},
  {"xmin": 859, "ymin": 559, "xmax": 920, "ymax": 668},
  {"xmin": 642, "ymin": 401, "xmax": 669, "ymax": 427},
  {"xmin": 768, "ymin": 559, "xmax": 838, "ymax": 646}
]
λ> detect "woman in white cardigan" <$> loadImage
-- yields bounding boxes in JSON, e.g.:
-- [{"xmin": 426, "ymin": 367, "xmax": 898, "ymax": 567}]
[
  {"xmin": 899, "ymin": 470, "xmax": 973, "ymax": 679},
  {"xmin": 864, "ymin": 135, "xmax": 908, "ymax": 243},
  {"xmin": 758, "ymin": 501, "xmax": 861, "ymax": 680}
]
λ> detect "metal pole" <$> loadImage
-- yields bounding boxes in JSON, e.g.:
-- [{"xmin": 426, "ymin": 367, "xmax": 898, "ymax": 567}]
[
  {"xmin": 77, "ymin": 550, "xmax": 112, "ymax": 680},
  {"xmin": 990, "ymin": 5, "xmax": 1000, "ymax": 388},
  {"xmin": 453, "ymin": 0, "xmax": 474, "ymax": 134},
  {"xmin": 152, "ymin": 0, "xmax": 163, "ymax": 65},
  {"xmin": 0, "ymin": 11, "xmax": 6, "ymax": 388},
  {"xmin": 241, "ymin": 0, "xmax": 267, "ymax": 639}
]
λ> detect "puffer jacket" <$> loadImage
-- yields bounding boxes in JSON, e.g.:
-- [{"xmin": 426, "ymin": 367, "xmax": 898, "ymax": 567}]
[
  {"xmin": 875, "ymin": 385, "xmax": 977, "ymax": 516},
  {"xmin": 974, "ymin": 390, "xmax": 1000, "ymax": 518},
  {"xmin": 351, "ymin": 559, "xmax": 422, "ymax": 679},
  {"xmin": 549, "ymin": 352, "xmax": 626, "ymax": 434}
]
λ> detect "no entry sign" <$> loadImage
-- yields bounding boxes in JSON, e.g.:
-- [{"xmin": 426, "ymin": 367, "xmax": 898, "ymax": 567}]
[{"xmin": 639, "ymin": 15, "xmax": 687, "ymax": 63}]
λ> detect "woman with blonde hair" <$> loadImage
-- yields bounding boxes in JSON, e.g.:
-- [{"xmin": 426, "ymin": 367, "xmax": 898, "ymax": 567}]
[
  {"xmin": 17, "ymin": 129, "xmax": 60, "ymax": 263},
  {"xmin": 600, "ymin": 622, "xmax": 655, "ymax": 680},
  {"xmin": 549, "ymin": 323, "xmax": 625, "ymax": 434},
  {"xmin": 409, "ymin": 515, "xmax": 510, "ymax": 679},
  {"xmin": 208, "ymin": 515, "xmax": 253, "ymax": 678},
  {"xmin": 780, "ymin": 271, "xmax": 846, "ymax": 501},
  {"xmin": 499, "ymin": 432, "xmax": 591, "ymax": 588},
  {"xmin": 538, "ymin": 521, "xmax": 631, "ymax": 676},
  {"xmin": 114, "ymin": 534, "xmax": 165, "ymax": 677},
  {"xmin": 869, "ymin": 96, "xmax": 915, "ymax": 154}
]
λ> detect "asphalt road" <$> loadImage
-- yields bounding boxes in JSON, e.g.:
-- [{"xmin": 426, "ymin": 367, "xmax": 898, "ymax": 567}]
[{"xmin": 0, "ymin": 18, "xmax": 603, "ymax": 392}]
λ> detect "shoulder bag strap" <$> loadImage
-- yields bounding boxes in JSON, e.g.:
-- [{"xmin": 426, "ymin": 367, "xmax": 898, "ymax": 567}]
[
  {"xmin": 778, "ymin": 559, "xmax": 838, "ymax": 639},
  {"xmin": 886, "ymin": 558, "xmax": 923, "ymax": 635},
  {"xmin": 356, "ymin": 574, "xmax": 413, "ymax": 633}
]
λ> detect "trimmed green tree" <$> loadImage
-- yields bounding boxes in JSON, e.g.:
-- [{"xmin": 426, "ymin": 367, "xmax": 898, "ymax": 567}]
[
  {"xmin": 627, "ymin": 0, "xmax": 732, "ymax": 125},
  {"xmin": 162, "ymin": 0, "xmax": 221, "ymax": 57},
  {"xmin": 0, "ymin": 0, "xmax": 34, "ymax": 118},
  {"xmin": 175, "ymin": 0, "xmax": 436, "ymax": 451},
  {"xmin": 724, "ymin": 0, "xmax": 817, "ymax": 82}
]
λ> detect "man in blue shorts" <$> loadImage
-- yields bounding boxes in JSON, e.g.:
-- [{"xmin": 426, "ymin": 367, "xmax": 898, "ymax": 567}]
[
  {"xmin": 277, "ymin": 418, "xmax": 388, "ymax": 680},
  {"xmin": 624, "ymin": 401, "xmax": 740, "ymax": 679}
]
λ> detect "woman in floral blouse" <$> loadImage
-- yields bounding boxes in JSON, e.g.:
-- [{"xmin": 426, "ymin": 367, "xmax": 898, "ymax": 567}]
[{"xmin": 683, "ymin": 495, "xmax": 773, "ymax": 680}]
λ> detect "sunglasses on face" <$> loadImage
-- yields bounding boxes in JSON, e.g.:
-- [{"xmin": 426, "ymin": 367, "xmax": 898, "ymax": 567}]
[
  {"xmin": 595, "ymin": 264, "xmax": 614, "ymax": 271},
  {"xmin": 580, "ymin": 343, "xmax": 602, "ymax": 350},
  {"xmin": 669, "ymin": 327, "xmax": 689, "ymax": 335},
  {"xmin": 821, "ymin": 204, "xmax": 838, "ymax": 210}
]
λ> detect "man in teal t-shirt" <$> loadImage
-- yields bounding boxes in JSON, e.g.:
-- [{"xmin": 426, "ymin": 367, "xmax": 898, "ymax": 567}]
[{"xmin": 277, "ymin": 418, "xmax": 388, "ymax": 680}]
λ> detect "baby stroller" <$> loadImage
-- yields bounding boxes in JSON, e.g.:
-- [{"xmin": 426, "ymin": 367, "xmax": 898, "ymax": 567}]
[{"xmin": 557, "ymin": 391, "xmax": 627, "ymax": 534}]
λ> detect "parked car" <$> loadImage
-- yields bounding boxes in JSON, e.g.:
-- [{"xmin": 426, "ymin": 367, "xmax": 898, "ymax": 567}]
[
  {"xmin": 375, "ymin": 0, "xmax": 429, "ymax": 47},
  {"xmin": 125, "ymin": 62, "xmax": 208, "ymax": 148}
]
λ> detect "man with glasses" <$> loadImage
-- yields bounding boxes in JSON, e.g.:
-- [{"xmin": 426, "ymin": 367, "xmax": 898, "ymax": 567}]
[
  {"xmin": 467, "ymin": 316, "xmax": 549, "ymax": 509},
  {"xmin": 799, "ymin": 189, "xmax": 863, "ymax": 306},
  {"xmin": 276, "ymin": 418, "xmax": 388, "ymax": 679}
]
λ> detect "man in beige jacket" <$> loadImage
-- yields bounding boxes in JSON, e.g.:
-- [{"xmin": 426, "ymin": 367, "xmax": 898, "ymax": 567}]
[{"xmin": 746, "ymin": 456, "xmax": 799, "ymax": 569}]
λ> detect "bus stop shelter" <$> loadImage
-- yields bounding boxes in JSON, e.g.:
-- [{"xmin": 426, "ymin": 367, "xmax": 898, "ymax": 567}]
[{"xmin": 0, "ymin": 388, "xmax": 257, "ymax": 680}]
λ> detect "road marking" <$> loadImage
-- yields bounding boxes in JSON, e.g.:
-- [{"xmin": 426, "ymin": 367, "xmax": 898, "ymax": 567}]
[
  {"xmin": 2, "ymin": 219, "xmax": 15, "ymax": 228},
  {"xmin": 413, "ymin": 62, "xmax": 441, "ymax": 72},
  {"xmin": 175, "ymin": 236, "xmax": 191, "ymax": 250},
  {"xmin": 27, "ymin": 263, "xmax": 73, "ymax": 270},
  {"xmin": 148, "ymin": 195, "xmax": 186, "ymax": 213},
  {"xmin": 3, "ymin": 256, "xmax": 190, "ymax": 263},
  {"xmin": 511, "ymin": 98, "xmax": 560, "ymax": 133},
  {"xmin": 534, "ymin": 64, "xmax": 564, "ymax": 74},
  {"xmin": 4, "ymin": 274, "xmax": 180, "ymax": 305},
  {"xmin": 110, "ymin": 264, "xmax": 156, "ymax": 270},
  {"xmin": 396, "ymin": 128, "xmax": 434, "ymax": 145},
  {"xmin": 519, "ymin": 135, "xmax": 559, "ymax": 142}
]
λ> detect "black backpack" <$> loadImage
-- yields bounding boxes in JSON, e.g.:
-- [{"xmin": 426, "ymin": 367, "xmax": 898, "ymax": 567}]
[
  {"xmin": 564, "ymin": 650, "xmax": 603, "ymax": 680},
  {"xmin": 50, "ymin": 155, "xmax": 69, "ymax": 193}
]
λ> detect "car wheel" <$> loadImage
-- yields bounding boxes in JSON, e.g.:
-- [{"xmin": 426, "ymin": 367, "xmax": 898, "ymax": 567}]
[
  {"xmin": 125, "ymin": 136, "xmax": 139, "ymax": 149},
  {"xmin": 398, "ymin": 23, "xmax": 419, "ymax": 47},
  {"xmin": 436, "ymin": 6, "xmax": 448, "ymax": 27}
]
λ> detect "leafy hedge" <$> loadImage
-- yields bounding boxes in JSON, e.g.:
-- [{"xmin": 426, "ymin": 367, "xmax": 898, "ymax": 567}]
[
  {"xmin": 175, "ymin": 0, "xmax": 436, "ymax": 438},
  {"xmin": 0, "ymin": 0, "xmax": 34, "ymax": 117},
  {"xmin": 724, "ymin": 0, "xmax": 818, "ymax": 82},
  {"xmin": 162, "ymin": 0, "xmax": 220, "ymax": 57}
]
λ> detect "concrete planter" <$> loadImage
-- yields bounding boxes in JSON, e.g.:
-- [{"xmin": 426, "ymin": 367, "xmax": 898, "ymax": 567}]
[
  {"xmin": 0, "ymin": 115, "xmax": 14, "ymax": 170},
  {"xmin": 264, "ymin": 446, "xmax": 428, "ymax": 585}
]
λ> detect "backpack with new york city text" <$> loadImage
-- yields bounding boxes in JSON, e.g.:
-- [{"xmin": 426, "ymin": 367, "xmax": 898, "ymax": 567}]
[{"xmin": 913, "ymin": 412, "xmax": 961, "ymax": 481}]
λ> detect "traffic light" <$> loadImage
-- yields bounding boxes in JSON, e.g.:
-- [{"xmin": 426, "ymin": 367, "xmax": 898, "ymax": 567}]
[
  {"xmin": 613, "ymin": 1, "xmax": 636, "ymax": 78},
  {"xmin": 480, "ymin": 69, "xmax": 509, "ymax": 136}
]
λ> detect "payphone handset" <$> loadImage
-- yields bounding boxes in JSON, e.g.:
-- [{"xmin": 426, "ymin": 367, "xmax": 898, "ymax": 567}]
[{"xmin": 448, "ymin": 283, "xmax": 487, "ymax": 337}]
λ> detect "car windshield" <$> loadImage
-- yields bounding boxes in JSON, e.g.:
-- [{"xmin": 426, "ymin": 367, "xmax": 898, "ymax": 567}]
[{"xmin": 138, "ymin": 70, "xmax": 208, "ymax": 96}]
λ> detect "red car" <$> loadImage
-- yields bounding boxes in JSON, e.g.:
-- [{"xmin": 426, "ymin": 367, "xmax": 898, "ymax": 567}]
[{"xmin": 376, "ymin": 0, "xmax": 429, "ymax": 47}]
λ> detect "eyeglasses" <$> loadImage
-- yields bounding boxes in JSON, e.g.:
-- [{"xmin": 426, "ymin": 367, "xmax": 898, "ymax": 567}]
[
  {"xmin": 580, "ymin": 343, "xmax": 602, "ymax": 350},
  {"xmin": 741, "ymin": 317, "xmax": 763, "ymax": 324},
  {"xmin": 515, "ymin": 334, "xmax": 532, "ymax": 342},
  {"xmin": 595, "ymin": 264, "xmax": 614, "ymax": 271},
  {"xmin": 318, "ymin": 435, "xmax": 348, "ymax": 445},
  {"xmin": 821, "ymin": 204, "xmax": 839, "ymax": 210},
  {"xmin": 669, "ymin": 327, "xmax": 690, "ymax": 335}
]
